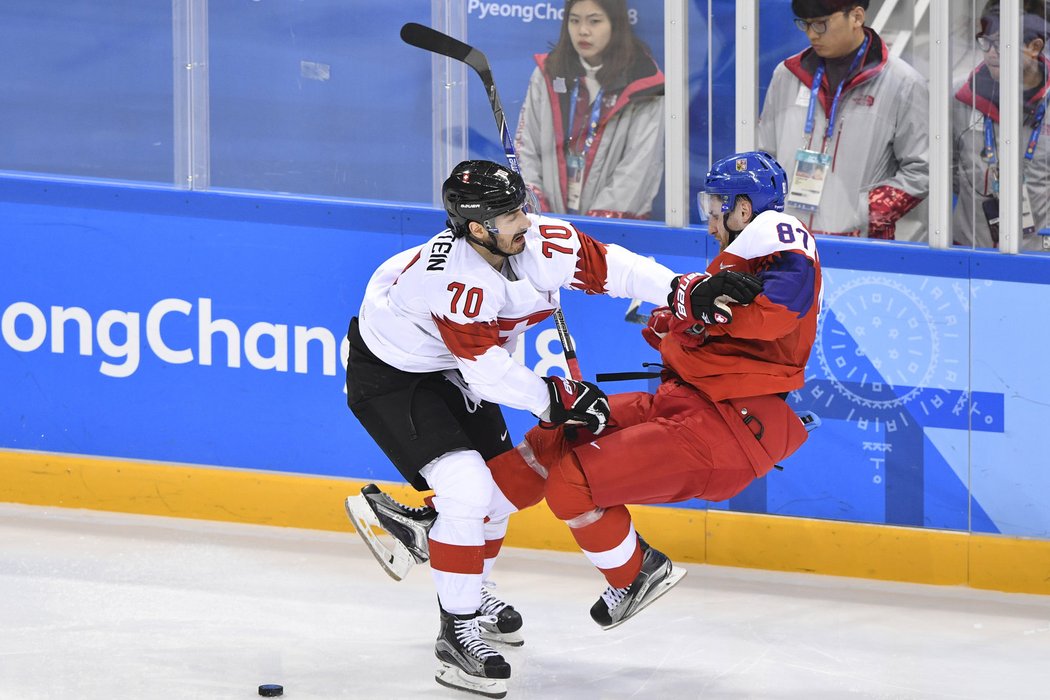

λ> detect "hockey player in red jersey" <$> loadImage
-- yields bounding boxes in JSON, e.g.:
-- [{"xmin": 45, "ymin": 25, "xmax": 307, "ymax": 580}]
[
  {"xmin": 502, "ymin": 150, "xmax": 823, "ymax": 628},
  {"xmin": 344, "ymin": 159, "xmax": 676, "ymax": 698}
]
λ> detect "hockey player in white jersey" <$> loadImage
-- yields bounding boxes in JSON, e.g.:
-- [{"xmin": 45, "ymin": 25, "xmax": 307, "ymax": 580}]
[{"xmin": 344, "ymin": 159, "xmax": 675, "ymax": 698}]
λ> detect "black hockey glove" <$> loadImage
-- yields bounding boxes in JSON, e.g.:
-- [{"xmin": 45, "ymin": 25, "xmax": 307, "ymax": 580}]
[
  {"xmin": 540, "ymin": 376, "xmax": 611, "ymax": 435},
  {"xmin": 668, "ymin": 271, "xmax": 764, "ymax": 325}
]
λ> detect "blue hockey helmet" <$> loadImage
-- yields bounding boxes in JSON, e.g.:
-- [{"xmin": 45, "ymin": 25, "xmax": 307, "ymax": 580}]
[{"xmin": 697, "ymin": 150, "xmax": 788, "ymax": 220}]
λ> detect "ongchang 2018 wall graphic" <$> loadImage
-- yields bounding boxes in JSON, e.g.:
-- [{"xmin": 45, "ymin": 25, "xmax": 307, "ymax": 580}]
[{"xmin": 722, "ymin": 269, "xmax": 1004, "ymax": 533}]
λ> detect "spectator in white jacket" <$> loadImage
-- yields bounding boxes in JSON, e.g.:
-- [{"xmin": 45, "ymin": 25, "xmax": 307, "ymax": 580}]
[
  {"xmin": 514, "ymin": 0, "xmax": 664, "ymax": 220},
  {"xmin": 757, "ymin": 0, "xmax": 929, "ymax": 240},
  {"xmin": 953, "ymin": 4, "xmax": 1050, "ymax": 252}
]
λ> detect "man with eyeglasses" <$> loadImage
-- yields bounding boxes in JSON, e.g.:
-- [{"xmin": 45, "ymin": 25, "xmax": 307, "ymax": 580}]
[
  {"xmin": 757, "ymin": 0, "xmax": 929, "ymax": 241},
  {"xmin": 953, "ymin": 6, "xmax": 1050, "ymax": 251}
]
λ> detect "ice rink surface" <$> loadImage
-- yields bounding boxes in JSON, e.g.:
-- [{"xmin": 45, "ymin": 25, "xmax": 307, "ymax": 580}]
[{"xmin": 1, "ymin": 503, "xmax": 1047, "ymax": 700}]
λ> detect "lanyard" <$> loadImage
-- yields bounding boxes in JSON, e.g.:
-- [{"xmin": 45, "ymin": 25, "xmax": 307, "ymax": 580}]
[
  {"xmin": 805, "ymin": 35, "xmax": 870, "ymax": 142},
  {"xmin": 566, "ymin": 79, "xmax": 604, "ymax": 156},
  {"xmin": 982, "ymin": 98, "xmax": 1047, "ymax": 164}
]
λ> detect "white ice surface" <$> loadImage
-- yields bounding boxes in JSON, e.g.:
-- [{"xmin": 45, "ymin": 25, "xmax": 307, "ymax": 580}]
[{"xmin": 1, "ymin": 503, "xmax": 1047, "ymax": 700}]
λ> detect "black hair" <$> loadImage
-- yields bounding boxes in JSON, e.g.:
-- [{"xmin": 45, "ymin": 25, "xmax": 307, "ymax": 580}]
[
  {"xmin": 791, "ymin": 0, "xmax": 869, "ymax": 20},
  {"xmin": 979, "ymin": 1, "xmax": 1050, "ymax": 45},
  {"xmin": 544, "ymin": 0, "xmax": 652, "ymax": 89}
]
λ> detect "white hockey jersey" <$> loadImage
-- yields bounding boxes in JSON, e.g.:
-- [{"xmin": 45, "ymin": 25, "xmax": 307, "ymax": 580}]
[{"xmin": 358, "ymin": 213, "xmax": 675, "ymax": 417}]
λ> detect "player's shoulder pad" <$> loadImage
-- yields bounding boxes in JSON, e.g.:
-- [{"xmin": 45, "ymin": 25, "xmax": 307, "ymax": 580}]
[
  {"xmin": 725, "ymin": 210, "xmax": 817, "ymax": 261},
  {"xmin": 516, "ymin": 212, "xmax": 584, "ymax": 281},
  {"xmin": 524, "ymin": 212, "xmax": 581, "ymax": 239},
  {"xmin": 418, "ymin": 236, "xmax": 503, "ymax": 305},
  {"xmin": 415, "ymin": 229, "xmax": 465, "ymax": 275}
]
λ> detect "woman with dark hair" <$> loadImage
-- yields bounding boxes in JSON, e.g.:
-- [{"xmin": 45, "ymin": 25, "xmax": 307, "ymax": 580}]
[{"xmin": 514, "ymin": 0, "xmax": 664, "ymax": 219}]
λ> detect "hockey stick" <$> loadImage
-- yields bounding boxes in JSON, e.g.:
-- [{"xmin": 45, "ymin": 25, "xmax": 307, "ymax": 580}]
[
  {"xmin": 552, "ymin": 304, "xmax": 582, "ymax": 380},
  {"xmin": 400, "ymin": 22, "xmax": 583, "ymax": 381},
  {"xmin": 624, "ymin": 298, "xmax": 651, "ymax": 325}
]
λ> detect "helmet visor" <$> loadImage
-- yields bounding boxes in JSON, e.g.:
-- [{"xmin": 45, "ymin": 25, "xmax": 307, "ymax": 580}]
[
  {"xmin": 522, "ymin": 187, "xmax": 541, "ymax": 216},
  {"xmin": 483, "ymin": 191, "xmax": 536, "ymax": 232},
  {"xmin": 697, "ymin": 192, "xmax": 730, "ymax": 223}
]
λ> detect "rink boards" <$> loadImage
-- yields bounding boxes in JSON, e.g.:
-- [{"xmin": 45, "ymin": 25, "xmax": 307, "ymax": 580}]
[{"xmin": 1, "ymin": 175, "xmax": 1049, "ymax": 594}]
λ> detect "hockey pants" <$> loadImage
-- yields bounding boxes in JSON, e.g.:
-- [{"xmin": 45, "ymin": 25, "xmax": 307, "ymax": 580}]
[{"xmin": 487, "ymin": 380, "xmax": 809, "ymax": 588}]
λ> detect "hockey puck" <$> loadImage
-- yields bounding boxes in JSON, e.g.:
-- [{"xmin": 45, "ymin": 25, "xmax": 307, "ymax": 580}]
[{"xmin": 258, "ymin": 684, "xmax": 284, "ymax": 697}]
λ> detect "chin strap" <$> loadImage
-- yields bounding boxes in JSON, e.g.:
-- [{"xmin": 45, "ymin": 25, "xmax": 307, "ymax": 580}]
[
  {"xmin": 468, "ymin": 232, "xmax": 513, "ymax": 258},
  {"xmin": 468, "ymin": 224, "xmax": 514, "ymax": 258}
]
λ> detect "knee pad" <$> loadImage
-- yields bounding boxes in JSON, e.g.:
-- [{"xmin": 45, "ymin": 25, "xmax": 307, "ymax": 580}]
[
  {"xmin": 421, "ymin": 450, "xmax": 495, "ymax": 520},
  {"xmin": 486, "ymin": 443, "xmax": 545, "ymax": 517},
  {"xmin": 486, "ymin": 483, "xmax": 518, "ymax": 524},
  {"xmin": 544, "ymin": 453, "xmax": 595, "ymax": 522},
  {"xmin": 484, "ymin": 514, "xmax": 510, "ymax": 542},
  {"xmin": 522, "ymin": 425, "xmax": 571, "ymax": 474}
]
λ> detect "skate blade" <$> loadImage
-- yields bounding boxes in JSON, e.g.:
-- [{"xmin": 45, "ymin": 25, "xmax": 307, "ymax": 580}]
[
  {"xmin": 479, "ymin": 628, "xmax": 524, "ymax": 647},
  {"xmin": 344, "ymin": 494, "xmax": 416, "ymax": 581},
  {"xmin": 602, "ymin": 565, "xmax": 687, "ymax": 631},
  {"xmin": 435, "ymin": 662, "xmax": 507, "ymax": 699}
]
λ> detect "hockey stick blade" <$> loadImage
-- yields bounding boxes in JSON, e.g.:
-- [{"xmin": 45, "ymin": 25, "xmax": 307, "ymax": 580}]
[
  {"xmin": 400, "ymin": 22, "xmax": 485, "ymax": 70},
  {"xmin": 344, "ymin": 495, "xmax": 416, "ymax": 581},
  {"xmin": 624, "ymin": 298, "xmax": 650, "ymax": 325},
  {"xmin": 400, "ymin": 22, "xmax": 494, "ymax": 100},
  {"xmin": 400, "ymin": 23, "xmax": 515, "ymax": 168}
]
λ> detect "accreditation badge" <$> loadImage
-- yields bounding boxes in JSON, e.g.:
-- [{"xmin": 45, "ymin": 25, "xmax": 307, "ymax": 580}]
[
  {"xmin": 786, "ymin": 149, "xmax": 831, "ymax": 212},
  {"xmin": 982, "ymin": 197, "xmax": 1001, "ymax": 245},
  {"xmin": 981, "ymin": 190, "xmax": 1035, "ymax": 245},
  {"xmin": 566, "ymin": 153, "xmax": 585, "ymax": 214},
  {"xmin": 1021, "ymin": 186, "xmax": 1037, "ymax": 236}
]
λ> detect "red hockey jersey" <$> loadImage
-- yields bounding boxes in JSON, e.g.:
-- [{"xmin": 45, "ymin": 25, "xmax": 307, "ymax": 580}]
[{"xmin": 661, "ymin": 210, "xmax": 823, "ymax": 402}]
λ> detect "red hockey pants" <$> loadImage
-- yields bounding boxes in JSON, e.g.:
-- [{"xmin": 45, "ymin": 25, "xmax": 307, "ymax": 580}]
[{"xmin": 487, "ymin": 380, "xmax": 808, "ymax": 587}]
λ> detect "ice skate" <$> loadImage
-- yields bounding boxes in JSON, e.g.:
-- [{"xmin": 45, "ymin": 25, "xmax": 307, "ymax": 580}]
[
  {"xmin": 344, "ymin": 483, "xmax": 436, "ymax": 581},
  {"xmin": 589, "ymin": 543, "xmax": 686, "ymax": 630},
  {"xmin": 478, "ymin": 585, "xmax": 524, "ymax": 647},
  {"xmin": 434, "ymin": 607, "xmax": 511, "ymax": 698}
]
